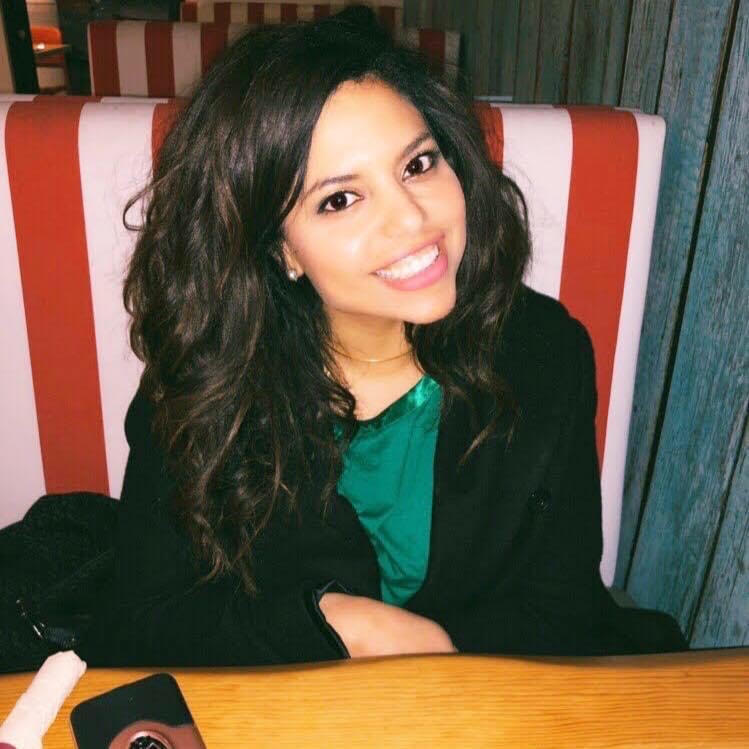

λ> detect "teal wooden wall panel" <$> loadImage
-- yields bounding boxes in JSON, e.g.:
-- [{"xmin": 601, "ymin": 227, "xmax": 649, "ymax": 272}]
[
  {"xmin": 627, "ymin": 0, "xmax": 748, "ymax": 644},
  {"xmin": 416, "ymin": 0, "xmax": 434, "ymax": 25},
  {"xmin": 566, "ymin": 0, "xmax": 631, "ymax": 104},
  {"xmin": 473, "ymin": 0, "xmax": 497, "ymax": 95},
  {"xmin": 439, "ymin": 0, "xmax": 462, "ymax": 31},
  {"xmin": 614, "ymin": 0, "xmax": 737, "ymax": 588},
  {"xmin": 533, "ymin": 0, "xmax": 575, "ymax": 101},
  {"xmin": 691, "ymin": 424, "xmax": 748, "ymax": 647},
  {"xmin": 489, "ymin": 0, "xmax": 520, "ymax": 97},
  {"xmin": 619, "ymin": 0, "xmax": 673, "ymax": 112},
  {"xmin": 455, "ymin": 0, "xmax": 484, "ymax": 95},
  {"xmin": 513, "ymin": 0, "xmax": 542, "ymax": 101},
  {"xmin": 689, "ymin": 1, "xmax": 749, "ymax": 647}
]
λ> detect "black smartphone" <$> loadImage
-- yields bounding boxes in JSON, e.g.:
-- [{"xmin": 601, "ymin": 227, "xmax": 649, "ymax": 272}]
[{"xmin": 70, "ymin": 673, "xmax": 207, "ymax": 748}]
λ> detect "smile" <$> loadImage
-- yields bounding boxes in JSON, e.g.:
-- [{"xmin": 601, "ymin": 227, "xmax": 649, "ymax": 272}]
[{"xmin": 374, "ymin": 244, "xmax": 440, "ymax": 280}]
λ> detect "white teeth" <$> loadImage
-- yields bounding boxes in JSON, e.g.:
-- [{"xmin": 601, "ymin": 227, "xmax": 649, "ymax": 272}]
[{"xmin": 375, "ymin": 245, "xmax": 439, "ymax": 280}]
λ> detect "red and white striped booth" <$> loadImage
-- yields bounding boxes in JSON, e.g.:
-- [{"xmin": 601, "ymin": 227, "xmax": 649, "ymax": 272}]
[
  {"xmin": 0, "ymin": 97, "xmax": 665, "ymax": 586},
  {"xmin": 179, "ymin": 1, "xmax": 403, "ymax": 33},
  {"xmin": 88, "ymin": 21, "xmax": 248, "ymax": 97},
  {"xmin": 87, "ymin": 20, "xmax": 460, "ymax": 97}
]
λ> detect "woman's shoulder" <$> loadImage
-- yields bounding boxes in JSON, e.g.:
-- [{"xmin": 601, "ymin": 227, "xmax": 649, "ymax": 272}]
[
  {"xmin": 120, "ymin": 384, "xmax": 179, "ymax": 515},
  {"xmin": 504, "ymin": 284, "xmax": 584, "ymax": 344},
  {"xmin": 496, "ymin": 284, "xmax": 594, "ymax": 414},
  {"xmin": 501, "ymin": 284, "xmax": 590, "ymax": 360},
  {"xmin": 124, "ymin": 384, "xmax": 157, "ymax": 449}
]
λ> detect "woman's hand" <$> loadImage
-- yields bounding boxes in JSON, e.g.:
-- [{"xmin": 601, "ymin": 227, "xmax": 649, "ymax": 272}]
[{"xmin": 318, "ymin": 592, "xmax": 457, "ymax": 657}]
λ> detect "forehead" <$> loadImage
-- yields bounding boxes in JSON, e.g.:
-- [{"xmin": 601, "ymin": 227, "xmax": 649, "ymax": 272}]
[{"xmin": 305, "ymin": 79, "xmax": 427, "ymax": 174}]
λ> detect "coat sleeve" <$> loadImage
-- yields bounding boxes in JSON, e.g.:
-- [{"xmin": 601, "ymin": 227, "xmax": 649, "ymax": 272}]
[
  {"xmin": 82, "ymin": 388, "xmax": 349, "ymax": 667},
  {"xmin": 441, "ymin": 318, "xmax": 687, "ymax": 655}
]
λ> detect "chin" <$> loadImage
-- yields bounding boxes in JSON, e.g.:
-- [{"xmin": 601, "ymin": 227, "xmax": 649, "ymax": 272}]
[{"xmin": 401, "ymin": 289, "xmax": 457, "ymax": 325}]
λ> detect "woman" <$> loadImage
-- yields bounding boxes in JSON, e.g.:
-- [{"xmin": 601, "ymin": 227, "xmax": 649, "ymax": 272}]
[{"xmin": 85, "ymin": 7, "xmax": 686, "ymax": 665}]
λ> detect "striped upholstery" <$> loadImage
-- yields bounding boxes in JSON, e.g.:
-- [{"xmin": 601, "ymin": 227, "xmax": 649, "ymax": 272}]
[
  {"xmin": 180, "ymin": 2, "xmax": 403, "ymax": 33},
  {"xmin": 88, "ymin": 20, "xmax": 459, "ymax": 97},
  {"xmin": 88, "ymin": 21, "xmax": 249, "ymax": 97},
  {"xmin": 0, "ymin": 98, "xmax": 665, "ymax": 585}
]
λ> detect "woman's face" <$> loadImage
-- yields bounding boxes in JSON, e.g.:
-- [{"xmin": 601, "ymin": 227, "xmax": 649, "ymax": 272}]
[{"xmin": 282, "ymin": 78, "xmax": 467, "ymax": 328}]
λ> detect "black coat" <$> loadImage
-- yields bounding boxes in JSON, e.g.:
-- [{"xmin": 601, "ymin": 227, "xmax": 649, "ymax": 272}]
[{"xmin": 1, "ymin": 286, "xmax": 686, "ymax": 672}]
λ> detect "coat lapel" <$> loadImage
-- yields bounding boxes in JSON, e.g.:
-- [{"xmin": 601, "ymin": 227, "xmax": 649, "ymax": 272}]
[{"xmin": 406, "ymin": 326, "xmax": 571, "ymax": 616}]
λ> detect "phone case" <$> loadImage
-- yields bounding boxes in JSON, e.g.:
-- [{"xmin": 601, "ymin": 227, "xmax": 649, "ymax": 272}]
[{"xmin": 70, "ymin": 673, "xmax": 207, "ymax": 749}]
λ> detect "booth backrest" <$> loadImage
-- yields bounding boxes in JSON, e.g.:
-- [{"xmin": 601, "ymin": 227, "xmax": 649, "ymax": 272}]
[
  {"xmin": 88, "ymin": 21, "xmax": 247, "ymax": 97},
  {"xmin": 87, "ymin": 20, "xmax": 460, "ymax": 96},
  {"xmin": 0, "ymin": 97, "xmax": 665, "ymax": 585},
  {"xmin": 179, "ymin": 1, "xmax": 403, "ymax": 31}
]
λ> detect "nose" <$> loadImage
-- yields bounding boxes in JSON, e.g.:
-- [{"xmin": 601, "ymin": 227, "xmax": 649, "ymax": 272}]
[{"xmin": 379, "ymin": 180, "xmax": 427, "ymax": 237}]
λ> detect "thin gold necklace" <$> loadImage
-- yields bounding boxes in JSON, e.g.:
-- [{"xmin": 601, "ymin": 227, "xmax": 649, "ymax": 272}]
[{"xmin": 330, "ymin": 345, "xmax": 414, "ymax": 364}]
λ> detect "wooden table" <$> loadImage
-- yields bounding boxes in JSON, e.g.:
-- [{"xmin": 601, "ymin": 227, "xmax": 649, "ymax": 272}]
[{"xmin": 1, "ymin": 649, "xmax": 747, "ymax": 747}]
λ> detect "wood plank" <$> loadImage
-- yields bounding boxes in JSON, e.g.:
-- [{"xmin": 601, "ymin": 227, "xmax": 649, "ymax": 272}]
[
  {"xmin": 567, "ymin": 0, "xmax": 632, "ymax": 104},
  {"xmin": 456, "ymin": 0, "xmax": 482, "ymax": 95},
  {"xmin": 681, "ymin": 0, "xmax": 749, "ymax": 648},
  {"xmin": 440, "ymin": 0, "xmax": 461, "ymax": 29},
  {"xmin": 418, "ymin": 0, "xmax": 434, "ymax": 26},
  {"xmin": 568, "ymin": 0, "xmax": 605, "ymax": 102},
  {"xmin": 513, "ymin": 0, "xmax": 541, "ymax": 102},
  {"xmin": 619, "ymin": 0, "xmax": 673, "ymax": 112},
  {"xmin": 3, "ymin": 652, "xmax": 748, "ymax": 749},
  {"xmin": 403, "ymin": 0, "xmax": 418, "ymax": 25},
  {"xmin": 614, "ymin": 0, "xmax": 736, "ymax": 589},
  {"xmin": 430, "ymin": 0, "xmax": 447, "ymax": 25},
  {"xmin": 489, "ymin": 0, "xmax": 520, "ymax": 97},
  {"xmin": 404, "ymin": 0, "xmax": 432, "ymax": 25},
  {"xmin": 533, "ymin": 0, "xmax": 575, "ymax": 102},
  {"xmin": 470, "ymin": 0, "xmax": 497, "ymax": 95},
  {"xmin": 625, "ymin": 0, "xmax": 746, "ymax": 645},
  {"xmin": 599, "ymin": 0, "xmax": 632, "ymax": 103},
  {"xmin": 691, "ymin": 423, "xmax": 749, "ymax": 647}
]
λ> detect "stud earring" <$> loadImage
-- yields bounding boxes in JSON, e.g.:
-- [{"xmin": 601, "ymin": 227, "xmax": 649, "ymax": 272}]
[{"xmin": 287, "ymin": 268, "xmax": 299, "ymax": 281}]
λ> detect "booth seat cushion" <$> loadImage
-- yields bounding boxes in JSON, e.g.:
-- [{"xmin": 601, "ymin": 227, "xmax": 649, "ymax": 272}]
[{"xmin": 0, "ymin": 97, "xmax": 665, "ymax": 585}]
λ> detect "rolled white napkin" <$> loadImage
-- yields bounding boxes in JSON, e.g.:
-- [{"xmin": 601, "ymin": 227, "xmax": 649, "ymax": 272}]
[{"xmin": 0, "ymin": 651, "xmax": 86, "ymax": 749}]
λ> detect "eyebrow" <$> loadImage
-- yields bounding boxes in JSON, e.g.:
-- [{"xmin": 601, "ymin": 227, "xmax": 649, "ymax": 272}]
[{"xmin": 301, "ymin": 130, "xmax": 434, "ymax": 204}]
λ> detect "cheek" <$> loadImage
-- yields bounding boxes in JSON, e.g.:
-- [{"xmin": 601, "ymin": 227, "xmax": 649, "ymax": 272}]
[
  {"xmin": 441, "ymin": 174, "xmax": 467, "ymax": 243},
  {"xmin": 288, "ymin": 224, "xmax": 365, "ymax": 299},
  {"xmin": 451, "ymin": 175, "xmax": 467, "ymax": 219},
  {"xmin": 432, "ymin": 168, "xmax": 466, "ymax": 219}
]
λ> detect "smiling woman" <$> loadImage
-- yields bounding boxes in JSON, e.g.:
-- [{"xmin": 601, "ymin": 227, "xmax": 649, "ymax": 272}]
[{"xmin": 81, "ymin": 5, "xmax": 686, "ymax": 666}]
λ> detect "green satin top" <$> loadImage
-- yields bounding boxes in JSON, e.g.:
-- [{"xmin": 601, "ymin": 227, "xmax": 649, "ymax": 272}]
[{"xmin": 333, "ymin": 375, "xmax": 442, "ymax": 606}]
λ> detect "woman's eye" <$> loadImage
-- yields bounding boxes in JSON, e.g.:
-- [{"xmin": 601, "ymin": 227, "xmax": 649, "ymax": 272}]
[
  {"xmin": 405, "ymin": 149, "xmax": 440, "ymax": 178},
  {"xmin": 317, "ymin": 149, "xmax": 440, "ymax": 214},
  {"xmin": 319, "ymin": 191, "xmax": 358, "ymax": 213}
]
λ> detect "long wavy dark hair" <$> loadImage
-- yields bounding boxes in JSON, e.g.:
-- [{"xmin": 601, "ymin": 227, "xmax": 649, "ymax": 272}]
[{"xmin": 123, "ymin": 6, "xmax": 531, "ymax": 593}]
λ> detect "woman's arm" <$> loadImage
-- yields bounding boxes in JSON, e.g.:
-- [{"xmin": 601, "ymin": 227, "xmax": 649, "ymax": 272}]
[
  {"xmin": 318, "ymin": 592, "xmax": 456, "ymax": 657},
  {"xmin": 83, "ymin": 389, "xmax": 348, "ymax": 667}
]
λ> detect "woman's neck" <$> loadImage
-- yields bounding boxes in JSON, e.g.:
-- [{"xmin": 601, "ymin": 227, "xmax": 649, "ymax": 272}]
[
  {"xmin": 328, "ymin": 310, "xmax": 412, "ymax": 365},
  {"xmin": 336, "ymin": 355, "xmax": 426, "ymax": 421}
]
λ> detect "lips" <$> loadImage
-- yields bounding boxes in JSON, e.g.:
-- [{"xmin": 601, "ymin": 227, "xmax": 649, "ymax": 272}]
[{"xmin": 373, "ymin": 234, "xmax": 445, "ymax": 273}]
